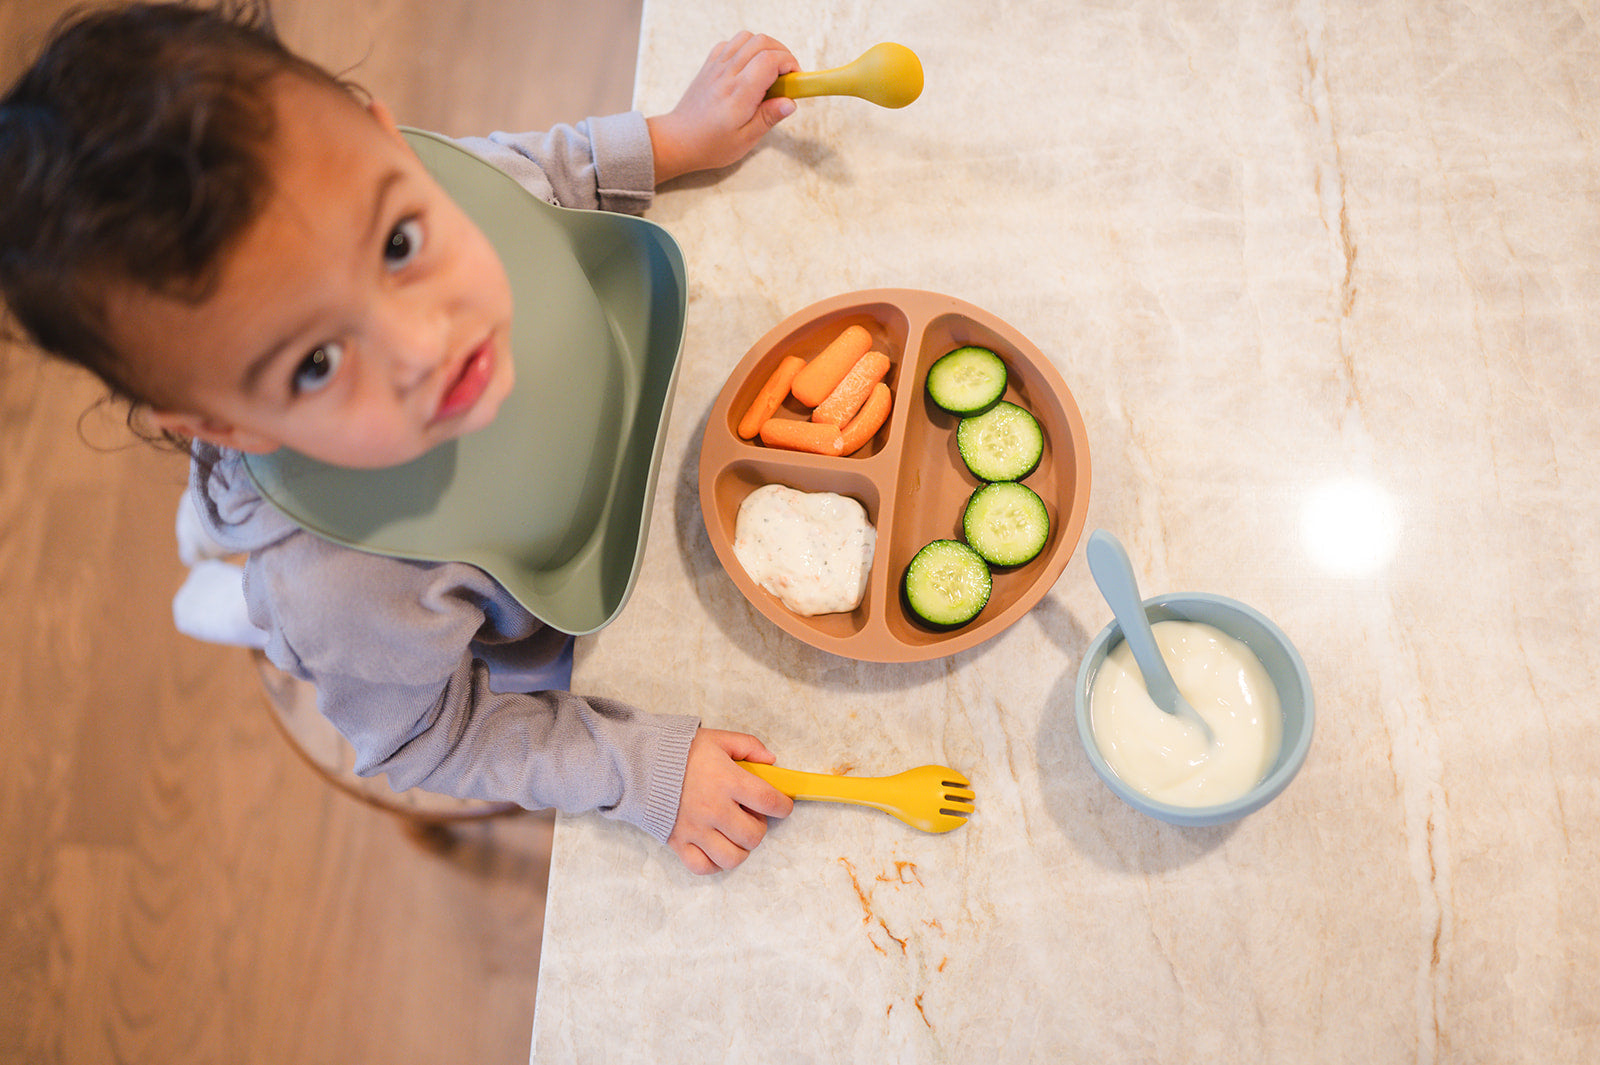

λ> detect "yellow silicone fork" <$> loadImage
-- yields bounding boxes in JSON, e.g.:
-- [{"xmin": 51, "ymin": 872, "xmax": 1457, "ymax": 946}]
[{"xmin": 738, "ymin": 762, "xmax": 974, "ymax": 833}]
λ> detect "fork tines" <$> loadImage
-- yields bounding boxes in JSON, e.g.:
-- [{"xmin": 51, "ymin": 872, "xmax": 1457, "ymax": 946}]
[{"xmin": 942, "ymin": 784, "xmax": 976, "ymax": 816}]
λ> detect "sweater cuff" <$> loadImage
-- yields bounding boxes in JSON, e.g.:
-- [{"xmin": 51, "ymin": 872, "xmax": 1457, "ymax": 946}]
[
  {"xmin": 636, "ymin": 714, "xmax": 698, "ymax": 843},
  {"xmin": 587, "ymin": 111, "xmax": 655, "ymax": 215}
]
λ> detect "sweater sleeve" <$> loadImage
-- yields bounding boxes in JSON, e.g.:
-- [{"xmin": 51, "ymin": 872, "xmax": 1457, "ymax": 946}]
[
  {"xmin": 453, "ymin": 112, "xmax": 656, "ymax": 214},
  {"xmin": 242, "ymin": 527, "xmax": 697, "ymax": 843}
]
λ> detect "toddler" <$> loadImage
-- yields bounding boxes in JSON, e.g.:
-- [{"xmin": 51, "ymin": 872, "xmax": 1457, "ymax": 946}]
[{"xmin": 0, "ymin": 0, "xmax": 801, "ymax": 874}]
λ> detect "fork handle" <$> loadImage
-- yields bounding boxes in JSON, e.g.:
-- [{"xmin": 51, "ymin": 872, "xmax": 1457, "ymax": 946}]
[{"xmin": 736, "ymin": 762, "xmax": 897, "ymax": 813}]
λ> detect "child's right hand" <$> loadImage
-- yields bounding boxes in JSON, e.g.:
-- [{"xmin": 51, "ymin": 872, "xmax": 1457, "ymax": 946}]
[
  {"xmin": 646, "ymin": 32, "xmax": 800, "ymax": 185},
  {"xmin": 667, "ymin": 728, "xmax": 795, "ymax": 874}
]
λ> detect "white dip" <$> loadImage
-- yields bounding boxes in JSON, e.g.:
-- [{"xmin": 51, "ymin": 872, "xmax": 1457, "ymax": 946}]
[
  {"xmin": 1089, "ymin": 620, "xmax": 1282, "ymax": 807},
  {"xmin": 732, "ymin": 484, "xmax": 875, "ymax": 616}
]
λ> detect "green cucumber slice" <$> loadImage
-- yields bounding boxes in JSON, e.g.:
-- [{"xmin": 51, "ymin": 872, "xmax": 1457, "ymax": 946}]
[
  {"xmin": 904, "ymin": 540, "xmax": 992, "ymax": 627},
  {"xmin": 925, "ymin": 346, "xmax": 1007, "ymax": 415},
  {"xmin": 956, "ymin": 401, "xmax": 1043, "ymax": 482},
  {"xmin": 963, "ymin": 482, "xmax": 1050, "ymax": 566}
]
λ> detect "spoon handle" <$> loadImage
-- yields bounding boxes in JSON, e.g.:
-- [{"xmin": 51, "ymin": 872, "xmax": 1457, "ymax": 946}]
[{"xmin": 1085, "ymin": 530, "xmax": 1186, "ymax": 711}]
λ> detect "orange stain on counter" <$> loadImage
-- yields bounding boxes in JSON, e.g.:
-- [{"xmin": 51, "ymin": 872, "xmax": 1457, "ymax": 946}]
[
  {"xmin": 877, "ymin": 860, "xmax": 922, "ymax": 886},
  {"xmin": 838, "ymin": 857, "xmax": 873, "ymax": 924},
  {"xmin": 878, "ymin": 918, "xmax": 908, "ymax": 954}
]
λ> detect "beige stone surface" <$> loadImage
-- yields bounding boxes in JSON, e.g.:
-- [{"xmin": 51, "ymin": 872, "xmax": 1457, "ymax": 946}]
[{"xmin": 534, "ymin": 2, "xmax": 1600, "ymax": 1060}]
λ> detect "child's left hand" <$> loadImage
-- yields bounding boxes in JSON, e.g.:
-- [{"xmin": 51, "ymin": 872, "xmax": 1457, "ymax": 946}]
[
  {"xmin": 667, "ymin": 728, "xmax": 794, "ymax": 874},
  {"xmin": 647, "ymin": 31, "xmax": 800, "ymax": 185}
]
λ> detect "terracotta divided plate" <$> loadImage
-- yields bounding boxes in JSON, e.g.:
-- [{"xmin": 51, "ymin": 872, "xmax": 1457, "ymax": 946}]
[{"xmin": 700, "ymin": 289, "xmax": 1092, "ymax": 662}]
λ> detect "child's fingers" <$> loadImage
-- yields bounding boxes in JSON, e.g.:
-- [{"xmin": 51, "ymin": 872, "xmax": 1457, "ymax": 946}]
[
  {"xmin": 759, "ymin": 96, "xmax": 797, "ymax": 127},
  {"xmin": 724, "ymin": 30, "xmax": 763, "ymax": 66},
  {"xmin": 716, "ymin": 30, "xmax": 755, "ymax": 59},
  {"xmin": 698, "ymin": 731, "xmax": 794, "ymax": 817},
  {"xmin": 720, "ymin": 804, "xmax": 775, "ymax": 852},
  {"xmin": 685, "ymin": 822, "xmax": 757, "ymax": 872},
  {"xmin": 725, "ymin": 35, "xmax": 800, "ymax": 104},
  {"xmin": 740, "ymin": 777, "xmax": 794, "ymax": 820},
  {"xmin": 670, "ymin": 804, "xmax": 752, "ymax": 873},
  {"xmin": 670, "ymin": 838, "xmax": 719, "ymax": 876},
  {"xmin": 726, "ymin": 32, "xmax": 794, "ymax": 76},
  {"xmin": 702, "ymin": 835, "xmax": 751, "ymax": 872},
  {"xmin": 701, "ymin": 727, "xmax": 773, "ymax": 762}
]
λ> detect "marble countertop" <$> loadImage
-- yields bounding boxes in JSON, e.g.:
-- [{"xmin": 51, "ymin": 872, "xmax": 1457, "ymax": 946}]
[{"xmin": 532, "ymin": 1, "xmax": 1599, "ymax": 1060}]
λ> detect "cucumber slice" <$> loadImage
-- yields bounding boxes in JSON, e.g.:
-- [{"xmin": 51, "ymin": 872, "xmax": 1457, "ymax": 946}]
[
  {"xmin": 904, "ymin": 540, "xmax": 992, "ymax": 627},
  {"xmin": 957, "ymin": 401, "xmax": 1044, "ymax": 482},
  {"xmin": 963, "ymin": 482, "xmax": 1050, "ymax": 566},
  {"xmin": 925, "ymin": 346, "xmax": 1007, "ymax": 415}
]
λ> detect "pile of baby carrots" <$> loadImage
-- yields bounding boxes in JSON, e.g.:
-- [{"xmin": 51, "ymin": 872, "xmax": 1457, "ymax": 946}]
[{"xmin": 736, "ymin": 324, "xmax": 894, "ymax": 456}]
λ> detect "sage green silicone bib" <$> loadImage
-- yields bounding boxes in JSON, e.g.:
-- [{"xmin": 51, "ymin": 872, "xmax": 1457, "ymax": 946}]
[{"xmin": 244, "ymin": 129, "xmax": 686, "ymax": 635}]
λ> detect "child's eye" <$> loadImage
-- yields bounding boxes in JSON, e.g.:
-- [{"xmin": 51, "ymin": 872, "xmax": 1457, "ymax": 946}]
[
  {"xmin": 291, "ymin": 342, "xmax": 343, "ymax": 395},
  {"xmin": 384, "ymin": 217, "xmax": 424, "ymax": 270}
]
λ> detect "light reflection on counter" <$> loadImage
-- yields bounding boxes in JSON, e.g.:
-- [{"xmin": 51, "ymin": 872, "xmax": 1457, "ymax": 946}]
[{"xmin": 1298, "ymin": 477, "xmax": 1400, "ymax": 577}]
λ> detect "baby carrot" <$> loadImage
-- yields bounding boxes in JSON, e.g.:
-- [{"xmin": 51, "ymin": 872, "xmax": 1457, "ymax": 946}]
[
  {"xmin": 759, "ymin": 418, "xmax": 846, "ymax": 456},
  {"xmin": 840, "ymin": 382, "xmax": 893, "ymax": 455},
  {"xmin": 737, "ymin": 354, "xmax": 805, "ymax": 439},
  {"xmin": 812, "ymin": 351, "xmax": 891, "ymax": 426},
  {"xmin": 791, "ymin": 324, "xmax": 873, "ymax": 407}
]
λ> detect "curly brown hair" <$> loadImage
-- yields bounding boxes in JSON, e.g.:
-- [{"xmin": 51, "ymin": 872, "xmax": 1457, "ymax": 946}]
[{"xmin": 0, "ymin": 1, "xmax": 351, "ymax": 405}]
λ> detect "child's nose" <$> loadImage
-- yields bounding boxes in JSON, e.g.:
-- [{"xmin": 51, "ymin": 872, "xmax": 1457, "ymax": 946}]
[{"xmin": 379, "ymin": 297, "xmax": 450, "ymax": 391}]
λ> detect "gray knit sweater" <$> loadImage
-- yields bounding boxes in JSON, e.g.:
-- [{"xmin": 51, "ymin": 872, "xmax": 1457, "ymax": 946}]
[{"xmin": 190, "ymin": 114, "xmax": 697, "ymax": 843}]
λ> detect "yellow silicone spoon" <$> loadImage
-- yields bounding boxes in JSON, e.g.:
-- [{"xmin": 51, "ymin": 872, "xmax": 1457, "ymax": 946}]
[
  {"xmin": 738, "ymin": 761, "xmax": 973, "ymax": 833},
  {"xmin": 765, "ymin": 42, "xmax": 924, "ymax": 109}
]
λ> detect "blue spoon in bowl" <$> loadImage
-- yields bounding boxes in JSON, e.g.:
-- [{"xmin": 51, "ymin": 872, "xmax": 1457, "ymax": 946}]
[{"xmin": 1085, "ymin": 529, "xmax": 1215, "ymax": 744}]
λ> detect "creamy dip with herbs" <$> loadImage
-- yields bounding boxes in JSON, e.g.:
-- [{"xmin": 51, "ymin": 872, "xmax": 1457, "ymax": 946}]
[{"xmin": 732, "ymin": 485, "xmax": 875, "ymax": 616}]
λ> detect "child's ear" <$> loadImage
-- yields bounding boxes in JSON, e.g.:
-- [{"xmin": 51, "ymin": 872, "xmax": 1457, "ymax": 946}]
[
  {"xmin": 146, "ymin": 408, "xmax": 280, "ymax": 454},
  {"xmin": 367, "ymin": 97, "xmax": 404, "ymax": 141}
]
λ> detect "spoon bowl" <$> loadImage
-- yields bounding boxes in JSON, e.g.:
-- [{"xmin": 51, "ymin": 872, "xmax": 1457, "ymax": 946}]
[{"xmin": 766, "ymin": 42, "xmax": 924, "ymax": 109}]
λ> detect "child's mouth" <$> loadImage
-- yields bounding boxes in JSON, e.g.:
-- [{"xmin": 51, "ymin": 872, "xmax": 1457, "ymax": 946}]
[{"xmin": 433, "ymin": 341, "xmax": 495, "ymax": 424}]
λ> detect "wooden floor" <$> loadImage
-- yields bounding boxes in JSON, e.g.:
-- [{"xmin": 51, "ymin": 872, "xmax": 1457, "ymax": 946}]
[{"xmin": 0, "ymin": 2, "xmax": 640, "ymax": 1062}]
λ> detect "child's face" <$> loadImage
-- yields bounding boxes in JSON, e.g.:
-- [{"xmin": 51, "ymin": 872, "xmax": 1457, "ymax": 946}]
[{"xmin": 115, "ymin": 75, "xmax": 515, "ymax": 468}]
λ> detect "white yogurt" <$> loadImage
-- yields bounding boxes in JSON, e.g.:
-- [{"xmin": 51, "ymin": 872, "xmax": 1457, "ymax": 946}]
[
  {"xmin": 1089, "ymin": 620, "xmax": 1282, "ymax": 807},
  {"xmin": 732, "ymin": 485, "xmax": 876, "ymax": 616}
]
